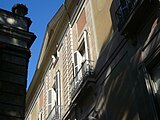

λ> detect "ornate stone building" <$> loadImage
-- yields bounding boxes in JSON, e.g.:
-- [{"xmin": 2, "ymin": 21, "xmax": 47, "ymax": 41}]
[
  {"xmin": 25, "ymin": 0, "xmax": 160, "ymax": 120},
  {"xmin": 25, "ymin": 0, "xmax": 112, "ymax": 119}
]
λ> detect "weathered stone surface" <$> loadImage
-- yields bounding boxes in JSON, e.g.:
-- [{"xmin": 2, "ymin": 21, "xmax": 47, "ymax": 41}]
[
  {"xmin": 0, "ymin": 61, "xmax": 27, "ymax": 76},
  {"xmin": 1, "ymin": 52, "xmax": 27, "ymax": 66},
  {"xmin": 0, "ymin": 115, "xmax": 23, "ymax": 120},
  {"xmin": 0, "ymin": 81, "xmax": 25, "ymax": 95},
  {"xmin": 0, "ymin": 4, "xmax": 36, "ymax": 120},
  {"xmin": 0, "ymin": 92, "xmax": 24, "ymax": 106},
  {"xmin": 0, "ymin": 103, "xmax": 24, "ymax": 118},
  {"xmin": 0, "ymin": 71, "xmax": 25, "ymax": 85}
]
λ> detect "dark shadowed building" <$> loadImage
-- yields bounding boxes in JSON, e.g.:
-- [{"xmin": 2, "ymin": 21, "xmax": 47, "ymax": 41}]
[
  {"xmin": 0, "ymin": 4, "xmax": 36, "ymax": 120},
  {"xmin": 94, "ymin": 0, "xmax": 160, "ymax": 119}
]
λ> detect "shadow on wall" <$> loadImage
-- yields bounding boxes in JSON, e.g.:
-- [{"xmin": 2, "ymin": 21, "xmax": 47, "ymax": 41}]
[{"xmin": 92, "ymin": 10, "xmax": 160, "ymax": 120}]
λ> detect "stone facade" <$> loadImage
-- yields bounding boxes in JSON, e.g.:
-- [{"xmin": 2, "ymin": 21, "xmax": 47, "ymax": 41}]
[
  {"xmin": 25, "ymin": 0, "xmax": 112, "ymax": 119},
  {"xmin": 25, "ymin": 0, "xmax": 160, "ymax": 120},
  {"xmin": 0, "ymin": 4, "xmax": 36, "ymax": 120},
  {"xmin": 94, "ymin": 0, "xmax": 160, "ymax": 119},
  {"xmin": 26, "ymin": 0, "xmax": 160, "ymax": 120}
]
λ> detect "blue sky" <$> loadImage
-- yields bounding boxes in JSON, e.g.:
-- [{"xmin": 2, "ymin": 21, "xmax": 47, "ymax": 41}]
[{"xmin": 1, "ymin": 0, "xmax": 64, "ymax": 89}]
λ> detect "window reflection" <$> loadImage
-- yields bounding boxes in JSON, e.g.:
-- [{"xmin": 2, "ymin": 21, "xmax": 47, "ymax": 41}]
[{"xmin": 150, "ymin": 62, "xmax": 160, "ymax": 111}]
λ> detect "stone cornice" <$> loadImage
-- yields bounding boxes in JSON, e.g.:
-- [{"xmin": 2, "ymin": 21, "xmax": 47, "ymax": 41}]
[{"xmin": 0, "ymin": 24, "xmax": 36, "ymax": 48}]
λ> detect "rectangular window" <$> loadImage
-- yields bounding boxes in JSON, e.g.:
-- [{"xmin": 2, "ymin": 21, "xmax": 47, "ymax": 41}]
[
  {"xmin": 48, "ymin": 89, "xmax": 53, "ymax": 114},
  {"xmin": 149, "ymin": 62, "xmax": 160, "ymax": 112},
  {"xmin": 48, "ymin": 90, "xmax": 52, "ymax": 104},
  {"xmin": 54, "ymin": 71, "xmax": 61, "ymax": 106},
  {"xmin": 54, "ymin": 71, "xmax": 61, "ymax": 119},
  {"xmin": 38, "ymin": 111, "xmax": 43, "ymax": 120},
  {"xmin": 73, "ymin": 51, "xmax": 82, "ymax": 78},
  {"xmin": 79, "ymin": 42, "xmax": 86, "ymax": 62},
  {"xmin": 74, "ymin": 52, "xmax": 78, "ymax": 66}
]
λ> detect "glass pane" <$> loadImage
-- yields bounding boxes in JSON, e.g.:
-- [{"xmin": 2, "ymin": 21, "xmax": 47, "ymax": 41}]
[
  {"xmin": 48, "ymin": 90, "xmax": 52, "ymax": 104},
  {"xmin": 74, "ymin": 52, "xmax": 77, "ymax": 66},
  {"xmin": 48, "ymin": 105, "xmax": 52, "ymax": 114},
  {"xmin": 150, "ymin": 62, "xmax": 160, "ymax": 109},
  {"xmin": 75, "ymin": 67, "xmax": 78, "ymax": 74}
]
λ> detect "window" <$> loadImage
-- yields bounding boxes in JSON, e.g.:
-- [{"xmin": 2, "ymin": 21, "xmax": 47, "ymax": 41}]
[
  {"xmin": 71, "ymin": 30, "xmax": 93, "ymax": 98},
  {"xmin": 52, "ymin": 54, "xmax": 56, "ymax": 64},
  {"xmin": 53, "ymin": 71, "xmax": 61, "ymax": 118},
  {"xmin": 72, "ymin": 30, "xmax": 90, "ymax": 86},
  {"xmin": 48, "ymin": 89, "xmax": 53, "ymax": 114},
  {"xmin": 54, "ymin": 71, "xmax": 61, "ymax": 106},
  {"xmin": 149, "ymin": 62, "xmax": 160, "ymax": 112},
  {"xmin": 79, "ymin": 42, "xmax": 86, "ymax": 62},
  {"xmin": 73, "ymin": 51, "xmax": 83, "ymax": 81},
  {"xmin": 79, "ymin": 30, "xmax": 90, "ymax": 74},
  {"xmin": 38, "ymin": 110, "xmax": 43, "ymax": 120},
  {"xmin": 143, "ymin": 59, "xmax": 160, "ymax": 119}
]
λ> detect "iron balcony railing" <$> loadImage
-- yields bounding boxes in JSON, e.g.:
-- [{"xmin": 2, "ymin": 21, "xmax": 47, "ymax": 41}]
[
  {"xmin": 70, "ymin": 60, "xmax": 94, "ymax": 99},
  {"xmin": 115, "ymin": 0, "xmax": 140, "ymax": 30},
  {"xmin": 47, "ymin": 105, "xmax": 62, "ymax": 120}
]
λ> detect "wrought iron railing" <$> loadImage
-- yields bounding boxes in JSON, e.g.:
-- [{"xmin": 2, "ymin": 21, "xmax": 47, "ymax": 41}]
[
  {"xmin": 115, "ymin": 0, "xmax": 140, "ymax": 30},
  {"xmin": 47, "ymin": 105, "xmax": 62, "ymax": 120},
  {"xmin": 70, "ymin": 60, "xmax": 94, "ymax": 99}
]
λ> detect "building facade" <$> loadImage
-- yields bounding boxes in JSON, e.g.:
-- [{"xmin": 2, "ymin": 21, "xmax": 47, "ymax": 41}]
[
  {"xmin": 25, "ymin": 0, "xmax": 160, "ymax": 120},
  {"xmin": 25, "ymin": 0, "xmax": 112, "ymax": 119},
  {"xmin": 94, "ymin": 0, "xmax": 160, "ymax": 119},
  {"xmin": 0, "ymin": 4, "xmax": 36, "ymax": 120}
]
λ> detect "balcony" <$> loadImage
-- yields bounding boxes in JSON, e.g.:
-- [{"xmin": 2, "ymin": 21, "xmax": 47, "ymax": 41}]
[
  {"xmin": 115, "ymin": 0, "xmax": 158, "ymax": 35},
  {"xmin": 47, "ymin": 105, "xmax": 62, "ymax": 120},
  {"xmin": 70, "ymin": 60, "xmax": 95, "ymax": 100}
]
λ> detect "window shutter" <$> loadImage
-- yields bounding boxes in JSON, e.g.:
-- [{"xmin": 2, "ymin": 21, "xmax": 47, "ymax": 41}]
[
  {"xmin": 48, "ymin": 89, "xmax": 53, "ymax": 115},
  {"xmin": 38, "ymin": 111, "xmax": 43, "ymax": 120},
  {"xmin": 73, "ymin": 51, "xmax": 82, "ymax": 75},
  {"xmin": 74, "ymin": 52, "xmax": 78, "ymax": 66},
  {"xmin": 73, "ymin": 51, "xmax": 83, "ymax": 86},
  {"xmin": 52, "ymin": 55, "xmax": 56, "ymax": 63}
]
